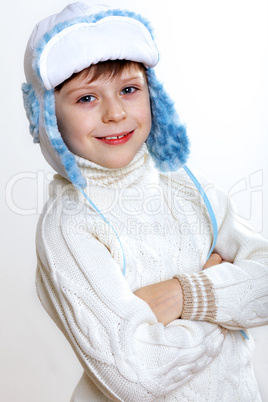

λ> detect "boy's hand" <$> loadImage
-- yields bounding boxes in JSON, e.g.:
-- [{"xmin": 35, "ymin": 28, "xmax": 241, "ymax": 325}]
[
  {"xmin": 134, "ymin": 279, "xmax": 183, "ymax": 326},
  {"xmin": 134, "ymin": 253, "xmax": 223, "ymax": 325},
  {"xmin": 203, "ymin": 253, "xmax": 222, "ymax": 269}
]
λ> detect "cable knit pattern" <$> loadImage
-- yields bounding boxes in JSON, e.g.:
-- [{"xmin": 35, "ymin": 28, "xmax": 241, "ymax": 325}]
[{"xmin": 36, "ymin": 146, "xmax": 267, "ymax": 401}]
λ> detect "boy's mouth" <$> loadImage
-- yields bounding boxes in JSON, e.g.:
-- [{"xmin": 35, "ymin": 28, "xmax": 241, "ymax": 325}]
[{"xmin": 96, "ymin": 131, "xmax": 134, "ymax": 145}]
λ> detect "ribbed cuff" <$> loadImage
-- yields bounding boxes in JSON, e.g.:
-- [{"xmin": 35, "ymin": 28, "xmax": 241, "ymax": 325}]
[{"xmin": 174, "ymin": 272, "xmax": 217, "ymax": 321}]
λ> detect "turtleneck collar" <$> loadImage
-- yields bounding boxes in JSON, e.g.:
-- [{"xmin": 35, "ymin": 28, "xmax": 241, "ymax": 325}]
[{"xmin": 74, "ymin": 144, "xmax": 151, "ymax": 188}]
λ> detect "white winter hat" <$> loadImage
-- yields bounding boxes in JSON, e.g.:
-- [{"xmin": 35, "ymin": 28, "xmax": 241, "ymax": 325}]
[{"xmin": 24, "ymin": 2, "xmax": 158, "ymax": 94}]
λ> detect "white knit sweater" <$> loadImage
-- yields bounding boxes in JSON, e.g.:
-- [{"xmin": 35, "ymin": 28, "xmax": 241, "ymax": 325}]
[{"xmin": 36, "ymin": 145, "xmax": 268, "ymax": 401}]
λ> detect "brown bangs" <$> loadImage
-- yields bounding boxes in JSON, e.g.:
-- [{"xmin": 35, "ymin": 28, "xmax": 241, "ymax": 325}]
[{"xmin": 55, "ymin": 60, "xmax": 146, "ymax": 91}]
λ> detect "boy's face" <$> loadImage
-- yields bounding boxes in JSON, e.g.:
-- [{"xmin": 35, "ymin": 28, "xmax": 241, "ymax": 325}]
[{"xmin": 55, "ymin": 63, "xmax": 151, "ymax": 169}]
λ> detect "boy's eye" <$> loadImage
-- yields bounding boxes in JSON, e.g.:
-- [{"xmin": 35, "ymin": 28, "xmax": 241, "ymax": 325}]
[
  {"xmin": 121, "ymin": 86, "xmax": 136, "ymax": 95},
  {"xmin": 78, "ymin": 95, "xmax": 96, "ymax": 103}
]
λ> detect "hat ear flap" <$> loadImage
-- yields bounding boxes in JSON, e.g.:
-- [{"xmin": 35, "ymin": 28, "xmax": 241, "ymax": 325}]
[
  {"xmin": 21, "ymin": 83, "xmax": 40, "ymax": 144},
  {"xmin": 42, "ymin": 90, "xmax": 87, "ymax": 187},
  {"xmin": 146, "ymin": 68, "xmax": 190, "ymax": 171}
]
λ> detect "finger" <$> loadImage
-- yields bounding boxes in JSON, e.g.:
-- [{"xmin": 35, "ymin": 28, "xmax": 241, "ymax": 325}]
[{"xmin": 203, "ymin": 253, "xmax": 223, "ymax": 269}]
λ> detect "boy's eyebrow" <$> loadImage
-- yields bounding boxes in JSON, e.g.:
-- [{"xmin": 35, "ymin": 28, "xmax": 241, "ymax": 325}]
[
  {"xmin": 64, "ymin": 74, "xmax": 146, "ymax": 95},
  {"xmin": 119, "ymin": 75, "xmax": 145, "ymax": 82}
]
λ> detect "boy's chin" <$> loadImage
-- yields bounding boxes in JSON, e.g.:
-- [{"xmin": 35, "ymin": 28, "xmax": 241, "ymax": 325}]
[
  {"xmin": 95, "ymin": 151, "xmax": 141, "ymax": 170},
  {"xmin": 100, "ymin": 159, "xmax": 133, "ymax": 170}
]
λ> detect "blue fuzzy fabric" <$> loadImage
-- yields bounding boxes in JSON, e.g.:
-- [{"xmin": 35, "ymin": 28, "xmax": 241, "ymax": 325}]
[
  {"xmin": 146, "ymin": 68, "xmax": 190, "ymax": 171},
  {"xmin": 21, "ymin": 83, "xmax": 40, "ymax": 143}
]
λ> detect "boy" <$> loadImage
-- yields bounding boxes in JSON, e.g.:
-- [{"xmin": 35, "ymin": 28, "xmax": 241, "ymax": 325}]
[{"xmin": 22, "ymin": 2, "xmax": 268, "ymax": 401}]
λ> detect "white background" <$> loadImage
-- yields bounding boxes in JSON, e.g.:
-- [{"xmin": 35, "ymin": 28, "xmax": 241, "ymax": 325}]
[{"xmin": 1, "ymin": 0, "xmax": 267, "ymax": 401}]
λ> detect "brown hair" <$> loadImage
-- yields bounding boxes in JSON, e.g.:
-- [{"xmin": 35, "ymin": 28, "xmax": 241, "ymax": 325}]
[{"xmin": 55, "ymin": 60, "xmax": 146, "ymax": 91}]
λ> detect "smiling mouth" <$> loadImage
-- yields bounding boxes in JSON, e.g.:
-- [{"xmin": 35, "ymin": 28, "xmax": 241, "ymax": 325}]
[{"xmin": 96, "ymin": 131, "xmax": 134, "ymax": 145}]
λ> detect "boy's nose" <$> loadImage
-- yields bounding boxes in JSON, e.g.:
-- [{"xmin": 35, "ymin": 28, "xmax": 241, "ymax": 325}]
[{"xmin": 102, "ymin": 98, "xmax": 127, "ymax": 123}]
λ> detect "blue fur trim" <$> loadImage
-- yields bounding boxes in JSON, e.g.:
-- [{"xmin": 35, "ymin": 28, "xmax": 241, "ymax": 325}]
[
  {"xmin": 146, "ymin": 68, "xmax": 190, "ymax": 171},
  {"xmin": 33, "ymin": 9, "xmax": 155, "ymax": 87},
  {"xmin": 43, "ymin": 90, "xmax": 87, "ymax": 187},
  {"xmin": 21, "ymin": 83, "xmax": 40, "ymax": 143}
]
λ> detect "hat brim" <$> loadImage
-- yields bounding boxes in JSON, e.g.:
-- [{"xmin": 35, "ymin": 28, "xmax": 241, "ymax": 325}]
[{"xmin": 38, "ymin": 15, "xmax": 158, "ymax": 90}]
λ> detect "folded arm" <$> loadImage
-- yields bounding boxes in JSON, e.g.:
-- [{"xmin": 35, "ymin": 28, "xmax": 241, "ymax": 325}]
[
  {"xmin": 136, "ymin": 184, "xmax": 268, "ymax": 331},
  {"xmin": 134, "ymin": 254, "xmax": 222, "ymax": 325},
  {"xmin": 176, "ymin": 187, "xmax": 268, "ymax": 330}
]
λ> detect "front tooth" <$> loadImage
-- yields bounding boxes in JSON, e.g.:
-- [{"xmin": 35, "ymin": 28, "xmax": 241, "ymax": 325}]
[{"xmin": 105, "ymin": 134, "xmax": 126, "ymax": 140}]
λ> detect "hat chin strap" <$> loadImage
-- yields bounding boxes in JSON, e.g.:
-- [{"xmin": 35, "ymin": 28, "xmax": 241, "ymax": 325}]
[{"xmin": 183, "ymin": 165, "xmax": 218, "ymax": 259}]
